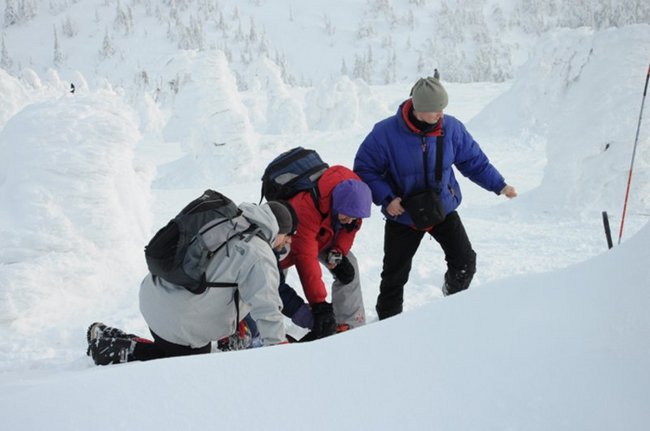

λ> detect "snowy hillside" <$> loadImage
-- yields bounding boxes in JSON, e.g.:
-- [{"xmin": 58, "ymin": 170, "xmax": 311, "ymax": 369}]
[
  {"xmin": 2, "ymin": 0, "xmax": 649, "ymax": 87},
  {"xmin": 2, "ymin": 205, "xmax": 650, "ymax": 431},
  {"xmin": 1, "ymin": 0, "xmax": 650, "ymax": 429}
]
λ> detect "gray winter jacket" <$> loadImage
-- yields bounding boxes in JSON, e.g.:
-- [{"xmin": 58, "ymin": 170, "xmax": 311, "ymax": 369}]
[{"xmin": 139, "ymin": 202, "xmax": 286, "ymax": 348}]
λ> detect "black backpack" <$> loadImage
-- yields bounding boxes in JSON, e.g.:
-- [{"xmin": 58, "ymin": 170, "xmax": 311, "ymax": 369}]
[
  {"xmin": 144, "ymin": 189, "xmax": 256, "ymax": 294},
  {"xmin": 260, "ymin": 147, "xmax": 329, "ymax": 205}
]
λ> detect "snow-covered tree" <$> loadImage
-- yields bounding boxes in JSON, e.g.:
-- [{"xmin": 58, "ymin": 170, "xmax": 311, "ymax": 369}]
[
  {"xmin": 141, "ymin": 70, "xmax": 149, "ymax": 87},
  {"xmin": 223, "ymin": 41, "xmax": 232, "ymax": 61},
  {"xmin": 196, "ymin": 0, "xmax": 217, "ymax": 15},
  {"xmin": 381, "ymin": 35, "xmax": 393, "ymax": 49},
  {"xmin": 356, "ymin": 21, "xmax": 374, "ymax": 40},
  {"xmin": 114, "ymin": 3, "xmax": 134, "ymax": 35},
  {"xmin": 273, "ymin": 50, "xmax": 295, "ymax": 85},
  {"xmin": 19, "ymin": 0, "xmax": 37, "ymax": 23},
  {"xmin": 383, "ymin": 50, "xmax": 396, "ymax": 84},
  {"xmin": 240, "ymin": 47, "xmax": 250, "ymax": 65},
  {"xmin": 100, "ymin": 28, "xmax": 115, "ymax": 59},
  {"xmin": 3, "ymin": 0, "xmax": 35, "ymax": 27},
  {"xmin": 168, "ymin": 73, "xmax": 180, "ymax": 94},
  {"xmin": 258, "ymin": 32, "xmax": 269, "ymax": 55},
  {"xmin": 322, "ymin": 14, "xmax": 335, "ymax": 36},
  {"xmin": 62, "ymin": 16, "xmax": 77, "ymax": 38},
  {"xmin": 178, "ymin": 14, "xmax": 205, "ymax": 50},
  {"xmin": 53, "ymin": 26, "xmax": 64, "ymax": 65},
  {"xmin": 406, "ymin": 9, "xmax": 415, "ymax": 26},
  {"xmin": 1, "ymin": 36, "xmax": 13, "ymax": 70},
  {"xmin": 352, "ymin": 53, "xmax": 371, "ymax": 82},
  {"xmin": 234, "ymin": 19, "xmax": 244, "ymax": 41},
  {"xmin": 248, "ymin": 17, "xmax": 257, "ymax": 42},
  {"xmin": 216, "ymin": 11, "xmax": 228, "ymax": 31},
  {"xmin": 144, "ymin": 0, "xmax": 153, "ymax": 17},
  {"xmin": 168, "ymin": 0, "xmax": 179, "ymax": 21},
  {"xmin": 416, "ymin": 51, "xmax": 426, "ymax": 74},
  {"xmin": 3, "ymin": 0, "xmax": 19, "ymax": 28}
]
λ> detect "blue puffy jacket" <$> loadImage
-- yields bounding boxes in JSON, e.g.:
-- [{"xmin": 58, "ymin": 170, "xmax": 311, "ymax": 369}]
[{"xmin": 354, "ymin": 100, "xmax": 506, "ymax": 227}]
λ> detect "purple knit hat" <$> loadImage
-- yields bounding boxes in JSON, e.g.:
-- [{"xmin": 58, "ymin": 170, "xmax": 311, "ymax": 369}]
[{"xmin": 332, "ymin": 179, "xmax": 372, "ymax": 218}]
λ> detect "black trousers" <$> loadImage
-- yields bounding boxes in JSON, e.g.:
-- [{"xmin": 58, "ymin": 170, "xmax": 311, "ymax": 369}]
[
  {"xmin": 130, "ymin": 330, "xmax": 211, "ymax": 361},
  {"xmin": 376, "ymin": 211, "xmax": 476, "ymax": 320}
]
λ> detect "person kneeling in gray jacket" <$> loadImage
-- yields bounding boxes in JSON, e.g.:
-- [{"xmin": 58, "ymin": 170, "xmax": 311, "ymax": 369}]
[{"xmin": 87, "ymin": 201, "xmax": 294, "ymax": 365}]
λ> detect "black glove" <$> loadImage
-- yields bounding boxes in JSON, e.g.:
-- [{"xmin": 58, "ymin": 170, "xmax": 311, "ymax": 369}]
[
  {"xmin": 330, "ymin": 255, "xmax": 355, "ymax": 284},
  {"xmin": 310, "ymin": 302, "xmax": 336, "ymax": 339},
  {"xmin": 326, "ymin": 249, "xmax": 343, "ymax": 266}
]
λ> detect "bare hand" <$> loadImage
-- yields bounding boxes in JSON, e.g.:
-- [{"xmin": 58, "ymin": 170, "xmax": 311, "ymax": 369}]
[
  {"xmin": 500, "ymin": 185, "xmax": 518, "ymax": 198},
  {"xmin": 386, "ymin": 197, "xmax": 405, "ymax": 216}
]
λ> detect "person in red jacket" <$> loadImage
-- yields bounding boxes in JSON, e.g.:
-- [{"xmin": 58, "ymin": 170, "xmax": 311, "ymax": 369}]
[{"xmin": 281, "ymin": 165, "xmax": 372, "ymax": 340}]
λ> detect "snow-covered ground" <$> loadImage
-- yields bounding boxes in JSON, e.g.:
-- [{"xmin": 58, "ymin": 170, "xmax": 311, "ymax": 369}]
[
  {"xmin": 3, "ymin": 222, "xmax": 649, "ymax": 430},
  {"xmin": 1, "ymin": 1, "xmax": 649, "ymax": 429}
]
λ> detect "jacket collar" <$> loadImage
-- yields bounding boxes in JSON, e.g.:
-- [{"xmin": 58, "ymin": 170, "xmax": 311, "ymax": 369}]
[{"xmin": 400, "ymin": 99, "xmax": 444, "ymax": 137}]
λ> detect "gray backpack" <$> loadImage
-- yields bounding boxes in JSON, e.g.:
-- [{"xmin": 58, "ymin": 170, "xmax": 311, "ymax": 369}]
[{"xmin": 144, "ymin": 190, "xmax": 256, "ymax": 294}]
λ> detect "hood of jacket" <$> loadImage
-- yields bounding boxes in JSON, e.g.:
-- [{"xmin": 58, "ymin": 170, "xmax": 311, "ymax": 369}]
[{"xmin": 239, "ymin": 202, "xmax": 279, "ymax": 245}]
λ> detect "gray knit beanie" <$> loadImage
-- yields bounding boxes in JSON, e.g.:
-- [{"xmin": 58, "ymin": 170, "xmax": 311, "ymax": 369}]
[
  {"xmin": 266, "ymin": 201, "xmax": 296, "ymax": 235},
  {"xmin": 410, "ymin": 76, "xmax": 448, "ymax": 112}
]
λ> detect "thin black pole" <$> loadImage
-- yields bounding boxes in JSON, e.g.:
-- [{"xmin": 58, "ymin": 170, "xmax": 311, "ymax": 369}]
[
  {"xmin": 618, "ymin": 64, "xmax": 650, "ymax": 244},
  {"xmin": 602, "ymin": 211, "xmax": 613, "ymax": 250}
]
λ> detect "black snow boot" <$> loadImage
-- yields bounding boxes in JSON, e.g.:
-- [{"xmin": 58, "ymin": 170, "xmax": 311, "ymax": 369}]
[
  {"xmin": 442, "ymin": 264, "xmax": 475, "ymax": 296},
  {"xmin": 86, "ymin": 322, "xmax": 136, "ymax": 366}
]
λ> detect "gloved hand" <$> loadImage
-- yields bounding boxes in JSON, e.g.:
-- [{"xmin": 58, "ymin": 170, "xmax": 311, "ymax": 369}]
[
  {"xmin": 310, "ymin": 302, "xmax": 336, "ymax": 339},
  {"xmin": 291, "ymin": 303, "xmax": 314, "ymax": 329},
  {"xmin": 326, "ymin": 248, "xmax": 343, "ymax": 268},
  {"xmin": 330, "ymin": 255, "xmax": 355, "ymax": 284}
]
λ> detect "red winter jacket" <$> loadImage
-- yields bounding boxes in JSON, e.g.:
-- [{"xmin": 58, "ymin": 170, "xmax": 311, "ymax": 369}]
[{"xmin": 280, "ymin": 165, "xmax": 363, "ymax": 304}]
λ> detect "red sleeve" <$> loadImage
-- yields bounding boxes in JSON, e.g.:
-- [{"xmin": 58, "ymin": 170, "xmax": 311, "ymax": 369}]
[{"xmin": 289, "ymin": 195, "xmax": 328, "ymax": 304}]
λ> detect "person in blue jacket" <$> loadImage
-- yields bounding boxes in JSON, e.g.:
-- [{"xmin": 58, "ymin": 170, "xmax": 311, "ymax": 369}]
[{"xmin": 354, "ymin": 72, "xmax": 517, "ymax": 320}]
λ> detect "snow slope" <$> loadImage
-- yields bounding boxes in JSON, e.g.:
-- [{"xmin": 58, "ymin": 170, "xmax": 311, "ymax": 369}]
[
  {"xmin": 0, "ymin": 1, "xmax": 649, "ymax": 429},
  {"xmin": 2, "ymin": 214, "xmax": 649, "ymax": 431}
]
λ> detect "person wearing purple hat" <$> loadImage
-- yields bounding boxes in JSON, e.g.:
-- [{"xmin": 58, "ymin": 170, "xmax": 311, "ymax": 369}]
[{"xmin": 281, "ymin": 165, "xmax": 372, "ymax": 340}]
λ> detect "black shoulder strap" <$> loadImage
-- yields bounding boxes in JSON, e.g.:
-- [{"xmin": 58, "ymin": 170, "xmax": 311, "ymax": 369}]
[
  {"xmin": 435, "ymin": 133, "xmax": 444, "ymax": 183},
  {"xmin": 387, "ymin": 129, "xmax": 445, "ymax": 197},
  {"xmin": 203, "ymin": 281, "xmax": 238, "ymax": 288},
  {"xmin": 310, "ymin": 186, "xmax": 328, "ymax": 220},
  {"xmin": 423, "ymin": 131, "xmax": 444, "ymax": 189}
]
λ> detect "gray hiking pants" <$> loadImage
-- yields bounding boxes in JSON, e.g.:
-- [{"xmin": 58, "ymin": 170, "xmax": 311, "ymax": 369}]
[{"xmin": 318, "ymin": 250, "xmax": 366, "ymax": 328}]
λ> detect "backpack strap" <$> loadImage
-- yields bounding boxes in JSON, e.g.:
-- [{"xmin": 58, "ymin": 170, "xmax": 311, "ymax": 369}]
[
  {"xmin": 202, "ymin": 278, "xmax": 238, "ymax": 289},
  {"xmin": 310, "ymin": 186, "xmax": 328, "ymax": 220},
  {"xmin": 233, "ymin": 289, "xmax": 240, "ymax": 330},
  {"xmin": 242, "ymin": 223, "xmax": 264, "ymax": 243},
  {"xmin": 202, "ymin": 223, "xmax": 261, "ymax": 327},
  {"xmin": 203, "ymin": 277, "xmax": 241, "ymax": 329}
]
